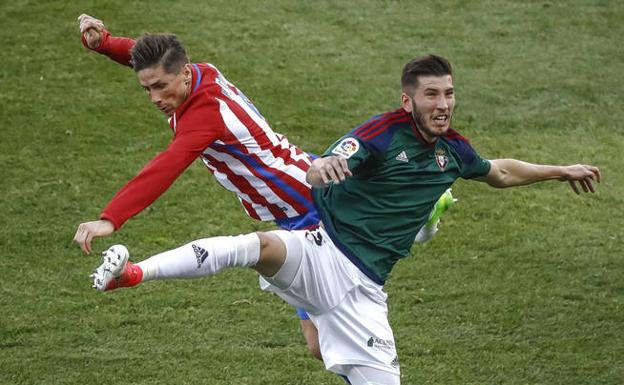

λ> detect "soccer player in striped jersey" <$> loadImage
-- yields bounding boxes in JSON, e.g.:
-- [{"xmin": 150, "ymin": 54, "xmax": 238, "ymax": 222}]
[
  {"xmin": 73, "ymin": 14, "xmax": 329, "ymax": 360},
  {"xmin": 87, "ymin": 54, "xmax": 600, "ymax": 384}
]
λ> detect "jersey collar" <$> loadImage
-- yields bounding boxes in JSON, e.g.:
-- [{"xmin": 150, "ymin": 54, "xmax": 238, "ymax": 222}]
[{"xmin": 170, "ymin": 63, "xmax": 203, "ymax": 133}]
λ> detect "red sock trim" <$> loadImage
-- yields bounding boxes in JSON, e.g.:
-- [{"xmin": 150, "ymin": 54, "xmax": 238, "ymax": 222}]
[{"xmin": 105, "ymin": 262, "xmax": 143, "ymax": 291}]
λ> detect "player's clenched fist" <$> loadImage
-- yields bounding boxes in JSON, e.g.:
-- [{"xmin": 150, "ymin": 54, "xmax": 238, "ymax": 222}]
[
  {"xmin": 77, "ymin": 14, "xmax": 105, "ymax": 49},
  {"xmin": 306, "ymin": 156, "xmax": 353, "ymax": 187},
  {"xmin": 74, "ymin": 219, "xmax": 115, "ymax": 254}
]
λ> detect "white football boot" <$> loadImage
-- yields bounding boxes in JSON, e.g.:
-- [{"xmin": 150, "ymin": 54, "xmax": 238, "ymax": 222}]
[{"xmin": 90, "ymin": 244, "xmax": 129, "ymax": 291}]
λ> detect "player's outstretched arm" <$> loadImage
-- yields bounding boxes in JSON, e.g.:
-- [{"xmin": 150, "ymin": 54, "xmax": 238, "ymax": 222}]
[
  {"xmin": 306, "ymin": 156, "xmax": 353, "ymax": 188},
  {"xmin": 479, "ymin": 158, "xmax": 601, "ymax": 194},
  {"xmin": 73, "ymin": 219, "xmax": 115, "ymax": 254},
  {"xmin": 76, "ymin": 14, "xmax": 135, "ymax": 66}
]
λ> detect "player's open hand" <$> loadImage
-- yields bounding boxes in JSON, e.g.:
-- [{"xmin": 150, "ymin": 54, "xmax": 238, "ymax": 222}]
[
  {"xmin": 307, "ymin": 156, "xmax": 353, "ymax": 187},
  {"xmin": 561, "ymin": 164, "xmax": 601, "ymax": 194},
  {"xmin": 74, "ymin": 219, "xmax": 115, "ymax": 254},
  {"xmin": 77, "ymin": 14, "xmax": 105, "ymax": 49}
]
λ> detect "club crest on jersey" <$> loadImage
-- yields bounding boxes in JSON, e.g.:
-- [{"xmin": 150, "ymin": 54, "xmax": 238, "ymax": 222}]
[
  {"xmin": 435, "ymin": 148, "xmax": 449, "ymax": 171},
  {"xmin": 331, "ymin": 137, "xmax": 360, "ymax": 159}
]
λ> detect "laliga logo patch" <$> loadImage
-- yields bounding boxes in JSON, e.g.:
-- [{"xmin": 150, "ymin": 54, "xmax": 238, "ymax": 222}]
[
  {"xmin": 331, "ymin": 137, "xmax": 360, "ymax": 159},
  {"xmin": 435, "ymin": 148, "xmax": 449, "ymax": 171}
]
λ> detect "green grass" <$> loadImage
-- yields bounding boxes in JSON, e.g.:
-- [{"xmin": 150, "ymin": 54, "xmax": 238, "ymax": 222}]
[{"xmin": 1, "ymin": 1, "xmax": 622, "ymax": 384}]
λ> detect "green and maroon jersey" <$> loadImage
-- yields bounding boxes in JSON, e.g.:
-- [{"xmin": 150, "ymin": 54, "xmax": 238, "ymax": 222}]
[{"xmin": 313, "ymin": 108, "xmax": 491, "ymax": 284}]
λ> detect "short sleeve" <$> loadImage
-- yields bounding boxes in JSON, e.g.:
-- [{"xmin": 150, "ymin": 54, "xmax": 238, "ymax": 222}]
[
  {"xmin": 443, "ymin": 131, "xmax": 491, "ymax": 180},
  {"xmin": 461, "ymin": 151, "xmax": 491, "ymax": 179}
]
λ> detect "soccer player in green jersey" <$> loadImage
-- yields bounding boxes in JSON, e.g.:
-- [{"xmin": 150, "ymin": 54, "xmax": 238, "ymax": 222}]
[{"xmin": 89, "ymin": 55, "xmax": 600, "ymax": 384}]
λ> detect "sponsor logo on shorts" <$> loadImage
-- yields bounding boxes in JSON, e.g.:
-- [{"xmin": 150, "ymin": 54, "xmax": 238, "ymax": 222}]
[
  {"xmin": 366, "ymin": 336, "xmax": 395, "ymax": 349},
  {"xmin": 192, "ymin": 244, "xmax": 209, "ymax": 268},
  {"xmin": 391, "ymin": 355, "xmax": 400, "ymax": 368},
  {"xmin": 331, "ymin": 137, "xmax": 360, "ymax": 159}
]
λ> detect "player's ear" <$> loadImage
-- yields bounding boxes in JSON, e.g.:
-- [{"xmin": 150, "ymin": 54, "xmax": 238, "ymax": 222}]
[
  {"xmin": 183, "ymin": 63, "xmax": 192, "ymax": 84},
  {"xmin": 401, "ymin": 92, "xmax": 412, "ymax": 113}
]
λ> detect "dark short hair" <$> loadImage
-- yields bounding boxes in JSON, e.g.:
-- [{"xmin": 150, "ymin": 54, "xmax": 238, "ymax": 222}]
[
  {"xmin": 130, "ymin": 33, "xmax": 189, "ymax": 73},
  {"xmin": 401, "ymin": 54, "xmax": 453, "ymax": 95}
]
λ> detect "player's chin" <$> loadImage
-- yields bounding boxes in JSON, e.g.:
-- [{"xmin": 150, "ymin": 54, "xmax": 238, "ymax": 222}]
[{"xmin": 428, "ymin": 123, "xmax": 450, "ymax": 137}]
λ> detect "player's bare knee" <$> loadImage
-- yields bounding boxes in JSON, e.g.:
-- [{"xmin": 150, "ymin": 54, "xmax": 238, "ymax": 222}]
[
  {"xmin": 254, "ymin": 232, "xmax": 287, "ymax": 277},
  {"xmin": 256, "ymin": 231, "xmax": 285, "ymax": 256}
]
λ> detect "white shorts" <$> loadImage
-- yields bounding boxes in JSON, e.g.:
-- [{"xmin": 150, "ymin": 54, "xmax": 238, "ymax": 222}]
[{"xmin": 259, "ymin": 228, "xmax": 400, "ymax": 376}]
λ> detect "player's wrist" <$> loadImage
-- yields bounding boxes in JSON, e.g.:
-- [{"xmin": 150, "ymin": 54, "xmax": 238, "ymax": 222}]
[
  {"xmin": 92, "ymin": 29, "xmax": 110, "ymax": 52},
  {"xmin": 556, "ymin": 165, "xmax": 573, "ymax": 181},
  {"xmin": 99, "ymin": 216, "xmax": 119, "ymax": 232}
]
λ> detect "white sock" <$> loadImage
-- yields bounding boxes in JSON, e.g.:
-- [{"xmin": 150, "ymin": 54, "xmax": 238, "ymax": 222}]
[
  {"xmin": 414, "ymin": 222, "xmax": 438, "ymax": 243},
  {"xmin": 137, "ymin": 233, "xmax": 261, "ymax": 281}
]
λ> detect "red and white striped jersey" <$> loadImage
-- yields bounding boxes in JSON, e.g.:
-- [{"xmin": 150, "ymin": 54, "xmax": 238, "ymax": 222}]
[{"xmin": 88, "ymin": 32, "xmax": 315, "ymax": 229}]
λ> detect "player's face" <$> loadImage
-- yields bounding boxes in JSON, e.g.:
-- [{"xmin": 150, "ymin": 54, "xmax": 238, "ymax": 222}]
[
  {"xmin": 137, "ymin": 64, "xmax": 192, "ymax": 117},
  {"xmin": 401, "ymin": 75, "xmax": 455, "ymax": 143}
]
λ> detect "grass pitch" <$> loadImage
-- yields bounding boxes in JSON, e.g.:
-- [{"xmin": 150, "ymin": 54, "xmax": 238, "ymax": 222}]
[{"xmin": 1, "ymin": 1, "xmax": 623, "ymax": 384}]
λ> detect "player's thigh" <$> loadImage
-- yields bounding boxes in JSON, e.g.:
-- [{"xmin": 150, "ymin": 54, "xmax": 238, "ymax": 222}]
[
  {"xmin": 259, "ymin": 228, "xmax": 361, "ymax": 314},
  {"xmin": 300, "ymin": 319, "xmax": 321, "ymax": 360},
  {"xmin": 344, "ymin": 365, "xmax": 401, "ymax": 385}
]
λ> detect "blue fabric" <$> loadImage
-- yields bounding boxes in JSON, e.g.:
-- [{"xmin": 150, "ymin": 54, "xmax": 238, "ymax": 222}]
[
  {"xmin": 295, "ymin": 307, "xmax": 310, "ymax": 320},
  {"xmin": 274, "ymin": 209, "xmax": 320, "ymax": 231},
  {"xmin": 191, "ymin": 64, "xmax": 202, "ymax": 93},
  {"xmin": 443, "ymin": 136, "xmax": 477, "ymax": 167}
]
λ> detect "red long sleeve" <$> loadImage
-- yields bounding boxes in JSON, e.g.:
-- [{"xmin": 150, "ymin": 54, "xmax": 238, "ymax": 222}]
[
  {"xmin": 81, "ymin": 29, "xmax": 135, "ymax": 67},
  {"xmin": 100, "ymin": 94, "xmax": 225, "ymax": 230}
]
